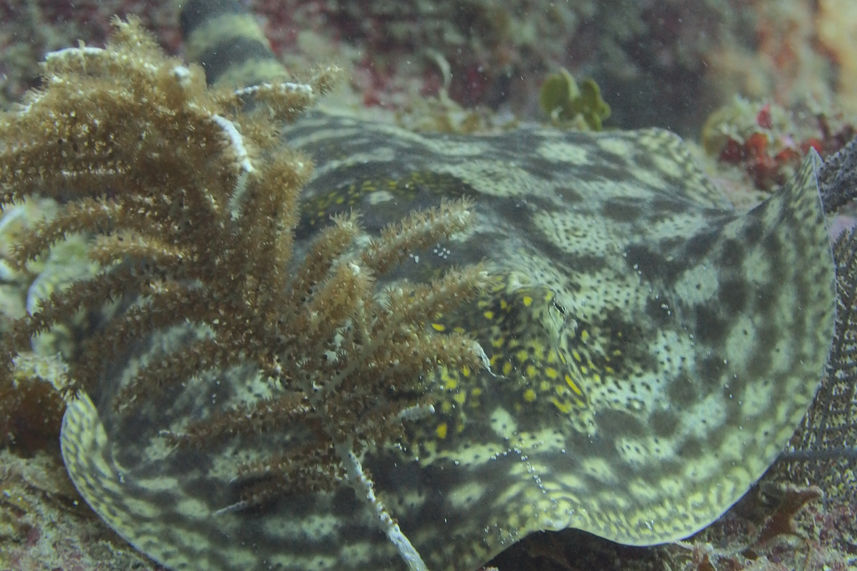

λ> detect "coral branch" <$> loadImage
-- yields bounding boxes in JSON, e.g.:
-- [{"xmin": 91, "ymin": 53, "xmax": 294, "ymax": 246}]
[{"xmin": 0, "ymin": 19, "xmax": 486, "ymax": 570}]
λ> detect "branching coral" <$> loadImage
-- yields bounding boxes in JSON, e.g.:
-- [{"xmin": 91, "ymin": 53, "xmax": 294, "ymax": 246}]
[{"xmin": 0, "ymin": 18, "xmax": 487, "ymax": 568}]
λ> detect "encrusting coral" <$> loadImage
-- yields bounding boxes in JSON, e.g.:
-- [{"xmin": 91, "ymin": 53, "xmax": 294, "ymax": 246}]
[{"xmin": 0, "ymin": 17, "xmax": 487, "ymax": 568}]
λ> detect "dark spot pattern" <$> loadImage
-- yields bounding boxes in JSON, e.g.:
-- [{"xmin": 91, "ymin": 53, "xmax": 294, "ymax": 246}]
[
  {"xmin": 717, "ymin": 277, "xmax": 749, "ymax": 313},
  {"xmin": 58, "ymin": 83, "xmax": 837, "ymax": 571},
  {"xmin": 694, "ymin": 305, "xmax": 729, "ymax": 344}
]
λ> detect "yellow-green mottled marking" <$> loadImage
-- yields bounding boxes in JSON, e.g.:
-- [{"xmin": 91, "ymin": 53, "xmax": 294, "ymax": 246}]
[
  {"xmin": 61, "ymin": 113, "xmax": 836, "ymax": 570},
  {"xmin": 58, "ymin": 2, "xmax": 837, "ymax": 570}
]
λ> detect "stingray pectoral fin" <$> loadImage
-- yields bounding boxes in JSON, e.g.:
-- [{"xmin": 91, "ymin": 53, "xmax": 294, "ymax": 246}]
[
  {"xmin": 365, "ymin": 153, "xmax": 838, "ymax": 570},
  {"xmin": 61, "ymin": 396, "xmax": 148, "ymax": 558},
  {"xmin": 542, "ymin": 150, "xmax": 836, "ymax": 546},
  {"xmin": 61, "ymin": 393, "xmax": 206, "ymax": 569},
  {"xmin": 407, "ymin": 150, "xmax": 838, "ymax": 565}
]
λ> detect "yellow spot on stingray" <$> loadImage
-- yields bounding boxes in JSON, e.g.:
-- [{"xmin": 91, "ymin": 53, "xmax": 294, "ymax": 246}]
[
  {"xmin": 461, "ymin": 365, "xmax": 471, "ymax": 377},
  {"xmin": 443, "ymin": 373, "xmax": 458, "ymax": 390},
  {"xmin": 454, "ymin": 391, "xmax": 467, "ymax": 405},
  {"xmin": 565, "ymin": 374, "xmax": 583, "ymax": 396},
  {"xmin": 525, "ymin": 364, "xmax": 537, "ymax": 378},
  {"xmin": 515, "ymin": 349, "xmax": 529, "ymax": 363},
  {"xmin": 572, "ymin": 349, "xmax": 582, "ymax": 362},
  {"xmin": 551, "ymin": 397, "xmax": 573, "ymax": 414},
  {"xmin": 483, "ymin": 310, "xmax": 494, "ymax": 319},
  {"xmin": 436, "ymin": 422, "xmax": 448, "ymax": 439},
  {"xmin": 522, "ymin": 295, "xmax": 533, "ymax": 306},
  {"xmin": 545, "ymin": 366, "xmax": 559, "ymax": 379},
  {"xmin": 431, "ymin": 322, "xmax": 446, "ymax": 332},
  {"xmin": 502, "ymin": 361, "xmax": 513, "ymax": 375},
  {"xmin": 581, "ymin": 329, "xmax": 590, "ymax": 342},
  {"xmin": 523, "ymin": 389, "xmax": 536, "ymax": 402}
]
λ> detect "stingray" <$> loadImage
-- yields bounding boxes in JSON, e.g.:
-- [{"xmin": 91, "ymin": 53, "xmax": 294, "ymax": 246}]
[
  {"xmin": 59, "ymin": 121, "xmax": 836, "ymax": 569},
  {"xmin": 47, "ymin": 4, "xmax": 836, "ymax": 571}
]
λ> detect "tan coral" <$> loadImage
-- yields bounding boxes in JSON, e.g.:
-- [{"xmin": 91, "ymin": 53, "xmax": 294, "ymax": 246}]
[{"xmin": 0, "ymin": 20, "xmax": 487, "ymax": 568}]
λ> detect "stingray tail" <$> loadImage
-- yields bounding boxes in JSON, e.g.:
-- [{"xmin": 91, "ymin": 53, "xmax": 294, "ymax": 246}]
[{"xmin": 180, "ymin": 0, "xmax": 289, "ymax": 87}]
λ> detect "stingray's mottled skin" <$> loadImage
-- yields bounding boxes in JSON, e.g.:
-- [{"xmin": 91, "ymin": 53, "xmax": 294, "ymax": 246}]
[
  {"xmin": 61, "ymin": 107, "xmax": 836, "ymax": 569},
  {"xmin": 51, "ymin": 2, "xmax": 836, "ymax": 568}
]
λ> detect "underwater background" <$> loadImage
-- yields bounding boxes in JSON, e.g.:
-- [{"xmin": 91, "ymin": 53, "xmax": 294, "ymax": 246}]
[{"xmin": 1, "ymin": 0, "xmax": 856, "ymax": 569}]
